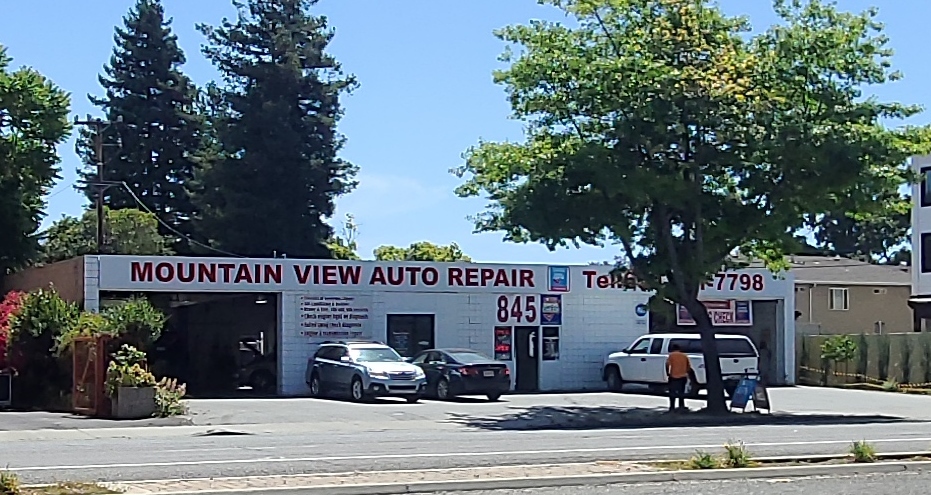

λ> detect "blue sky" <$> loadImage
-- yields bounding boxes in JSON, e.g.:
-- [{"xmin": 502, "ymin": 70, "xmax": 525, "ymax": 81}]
[{"xmin": 1, "ymin": 0, "xmax": 928, "ymax": 264}]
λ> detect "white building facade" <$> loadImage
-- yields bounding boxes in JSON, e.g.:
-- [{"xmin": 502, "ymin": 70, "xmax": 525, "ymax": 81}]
[
  {"xmin": 910, "ymin": 155, "xmax": 931, "ymax": 328},
  {"xmin": 79, "ymin": 255, "xmax": 796, "ymax": 394}
]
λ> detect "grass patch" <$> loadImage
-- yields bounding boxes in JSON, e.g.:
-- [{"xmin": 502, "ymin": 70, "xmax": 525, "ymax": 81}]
[
  {"xmin": 21, "ymin": 483, "xmax": 115, "ymax": 495},
  {"xmin": 688, "ymin": 451, "xmax": 720, "ymax": 470},
  {"xmin": 723, "ymin": 441, "xmax": 754, "ymax": 468},
  {"xmin": 850, "ymin": 441, "xmax": 877, "ymax": 463}
]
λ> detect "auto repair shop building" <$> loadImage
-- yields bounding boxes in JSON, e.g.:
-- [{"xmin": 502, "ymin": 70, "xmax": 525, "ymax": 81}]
[{"xmin": 3, "ymin": 255, "xmax": 796, "ymax": 395}]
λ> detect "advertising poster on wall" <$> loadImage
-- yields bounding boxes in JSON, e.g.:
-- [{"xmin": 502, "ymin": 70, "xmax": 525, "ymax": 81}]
[
  {"xmin": 541, "ymin": 294, "xmax": 562, "ymax": 325},
  {"xmin": 676, "ymin": 300, "xmax": 753, "ymax": 326},
  {"xmin": 298, "ymin": 294, "xmax": 372, "ymax": 340},
  {"xmin": 494, "ymin": 327, "xmax": 513, "ymax": 360}
]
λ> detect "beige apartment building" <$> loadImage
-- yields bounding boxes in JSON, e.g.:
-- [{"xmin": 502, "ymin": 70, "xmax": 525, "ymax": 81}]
[{"xmin": 791, "ymin": 256, "xmax": 912, "ymax": 335}]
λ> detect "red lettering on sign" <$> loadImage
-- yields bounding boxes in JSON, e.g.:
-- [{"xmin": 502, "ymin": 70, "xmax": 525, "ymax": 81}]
[
  {"xmin": 218, "ymin": 263, "xmax": 235, "ymax": 283},
  {"xmin": 155, "ymin": 262, "xmax": 173, "ymax": 282},
  {"xmin": 448, "ymin": 267, "xmax": 464, "ymax": 286},
  {"xmin": 369, "ymin": 266, "xmax": 387, "ymax": 285},
  {"xmin": 234, "ymin": 264, "xmax": 253, "ymax": 284},
  {"xmin": 294, "ymin": 265, "xmax": 312, "ymax": 284},
  {"xmin": 387, "ymin": 267, "xmax": 404, "ymax": 286},
  {"xmin": 128, "ymin": 261, "xmax": 540, "ymax": 288},
  {"xmin": 703, "ymin": 273, "xmax": 766, "ymax": 292},
  {"xmin": 423, "ymin": 267, "xmax": 439, "ymax": 285},
  {"xmin": 199, "ymin": 264, "xmax": 216, "ymax": 283},
  {"xmin": 264, "ymin": 265, "xmax": 282, "ymax": 284},
  {"xmin": 465, "ymin": 268, "xmax": 480, "ymax": 286},
  {"xmin": 322, "ymin": 265, "xmax": 339, "ymax": 285},
  {"xmin": 339, "ymin": 265, "xmax": 361, "ymax": 285},
  {"xmin": 131, "ymin": 262, "xmax": 153, "ymax": 282}
]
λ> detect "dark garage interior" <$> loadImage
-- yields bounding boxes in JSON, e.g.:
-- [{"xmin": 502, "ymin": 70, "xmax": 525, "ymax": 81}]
[{"xmin": 101, "ymin": 292, "xmax": 279, "ymax": 397}]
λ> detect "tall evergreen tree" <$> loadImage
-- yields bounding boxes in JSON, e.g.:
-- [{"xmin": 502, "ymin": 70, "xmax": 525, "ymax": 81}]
[
  {"xmin": 77, "ymin": 0, "xmax": 203, "ymax": 252},
  {"xmin": 196, "ymin": 0, "xmax": 358, "ymax": 258}
]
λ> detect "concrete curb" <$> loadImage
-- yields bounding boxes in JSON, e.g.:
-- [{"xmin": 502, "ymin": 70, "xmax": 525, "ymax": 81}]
[{"xmin": 137, "ymin": 460, "xmax": 931, "ymax": 495}]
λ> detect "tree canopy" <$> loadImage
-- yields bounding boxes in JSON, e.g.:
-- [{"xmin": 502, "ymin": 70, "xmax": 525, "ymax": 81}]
[
  {"xmin": 194, "ymin": 0, "xmax": 358, "ymax": 258},
  {"xmin": 39, "ymin": 207, "xmax": 173, "ymax": 264},
  {"xmin": 0, "ymin": 46, "xmax": 71, "ymax": 276},
  {"xmin": 374, "ymin": 242, "xmax": 472, "ymax": 262},
  {"xmin": 77, "ymin": 0, "xmax": 203, "ymax": 251},
  {"xmin": 453, "ymin": 0, "xmax": 931, "ymax": 411}
]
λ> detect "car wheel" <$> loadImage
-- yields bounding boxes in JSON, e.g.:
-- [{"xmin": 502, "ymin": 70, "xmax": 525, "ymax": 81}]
[
  {"xmin": 309, "ymin": 372, "xmax": 322, "ymax": 397},
  {"xmin": 606, "ymin": 367, "xmax": 624, "ymax": 392},
  {"xmin": 249, "ymin": 370, "xmax": 275, "ymax": 394},
  {"xmin": 405, "ymin": 395, "xmax": 420, "ymax": 404},
  {"xmin": 486, "ymin": 393, "xmax": 501, "ymax": 402},
  {"xmin": 435, "ymin": 378, "xmax": 451, "ymax": 400},
  {"xmin": 350, "ymin": 376, "xmax": 367, "ymax": 402}
]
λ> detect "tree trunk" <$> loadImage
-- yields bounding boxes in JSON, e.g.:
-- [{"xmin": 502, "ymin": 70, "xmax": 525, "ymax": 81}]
[{"xmin": 683, "ymin": 298, "xmax": 728, "ymax": 413}]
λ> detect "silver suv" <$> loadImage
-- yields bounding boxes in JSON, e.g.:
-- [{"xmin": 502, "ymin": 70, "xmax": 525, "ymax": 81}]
[{"xmin": 305, "ymin": 341, "xmax": 427, "ymax": 403}]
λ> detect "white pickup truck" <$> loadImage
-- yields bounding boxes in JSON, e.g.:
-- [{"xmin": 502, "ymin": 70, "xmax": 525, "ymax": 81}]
[{"xmin": 602, "ymin": 333, "xmax": 759, "ymax": 397}]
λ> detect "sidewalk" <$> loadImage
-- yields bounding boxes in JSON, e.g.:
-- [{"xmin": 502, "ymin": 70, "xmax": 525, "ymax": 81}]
[{"xmin": 106, "ymin": 462, "xmax": 654, "ymax": 494}]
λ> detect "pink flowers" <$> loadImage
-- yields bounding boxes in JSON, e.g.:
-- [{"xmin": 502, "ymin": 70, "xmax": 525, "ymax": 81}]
[{"xmin": 0, "ymin": 291, "xmax": 24, "ymax": 372}]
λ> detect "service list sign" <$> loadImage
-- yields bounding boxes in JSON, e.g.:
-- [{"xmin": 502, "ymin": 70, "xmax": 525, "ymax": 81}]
[{"xmin": 298, "ymin": 295, "xmax": 372, "ymax": 340}]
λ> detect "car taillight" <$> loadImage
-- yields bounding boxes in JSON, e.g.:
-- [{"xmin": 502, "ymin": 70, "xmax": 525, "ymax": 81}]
[
  {"xmin": 460, "ymin": 367, "xmax": 475, "ymax": 375},
  {"xmin": 503, "ymin": 367, "xmax": 510, "ymax": 376}
]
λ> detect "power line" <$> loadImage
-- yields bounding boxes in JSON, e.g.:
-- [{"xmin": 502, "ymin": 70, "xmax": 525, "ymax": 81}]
[{"xmin": 118, "ymin": 181, "xmax": 245, "ymax": 258}]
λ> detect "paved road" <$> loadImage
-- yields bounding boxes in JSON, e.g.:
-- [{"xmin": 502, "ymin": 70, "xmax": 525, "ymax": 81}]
[
  {"xmin": 2, "ymin": 387, "xmax": 931, "ymax": 484},
  {"xmin": 421, "ymin": 472, "xmax": 931, "ymax": 494}
]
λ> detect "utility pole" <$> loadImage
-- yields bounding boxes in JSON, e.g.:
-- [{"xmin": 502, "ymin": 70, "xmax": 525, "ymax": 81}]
[{"xmin": 73, "ymin": 116, "xmax": 120, "ymax": 253}]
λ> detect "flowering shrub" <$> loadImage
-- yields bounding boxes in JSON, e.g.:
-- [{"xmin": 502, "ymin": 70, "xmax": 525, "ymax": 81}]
[{"xmin": 0, "ymin": 291, "xmax": 24, "ymax": 372}]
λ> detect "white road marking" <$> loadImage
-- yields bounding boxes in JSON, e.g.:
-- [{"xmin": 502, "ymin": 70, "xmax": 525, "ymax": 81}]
[{"xmin": 12, "ymin": 436, "xmax": 931, "ymax": 471}]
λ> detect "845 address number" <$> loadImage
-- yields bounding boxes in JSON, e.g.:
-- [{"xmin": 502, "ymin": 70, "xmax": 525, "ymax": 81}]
[{"xmin": 496, "ymin": 295, "xmax": 538, "ymax": 324}]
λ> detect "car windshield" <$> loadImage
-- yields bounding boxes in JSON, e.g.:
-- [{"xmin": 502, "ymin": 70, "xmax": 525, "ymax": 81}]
[
  {"xmin": 350, "ymin": 347, "xmax": 403, "ymax": 362},
  {"xmin": 448, "ymin": 352, "xmax": 491, "ymax": 363}
]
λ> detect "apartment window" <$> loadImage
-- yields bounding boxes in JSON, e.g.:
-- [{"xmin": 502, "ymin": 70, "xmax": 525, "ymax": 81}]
[
  {"xmin": 923, "ymin": 167, "xmax": 931, "ymax": 207},
  {"xmin": 923, "ymin": 233, "xmax": 931, "ymax": 273},
  {"xmin": 829, "ymin": 288, "xmax": 849, "ymax": 311}
]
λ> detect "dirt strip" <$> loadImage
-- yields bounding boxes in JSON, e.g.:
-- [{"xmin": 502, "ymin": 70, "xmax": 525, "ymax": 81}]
[{"xmin": 106, "ymin": 461, "xmax": 655, "ymax": 494}]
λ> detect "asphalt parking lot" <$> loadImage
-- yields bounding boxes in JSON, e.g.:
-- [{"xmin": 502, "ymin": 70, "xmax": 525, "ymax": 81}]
[
  {"xmin": 182, "ymin": 386, "xmax": 931, "ymax": 428},
  {"xmin": 2, "ymin": 386, "xmax": 929, "ymax": 432}
]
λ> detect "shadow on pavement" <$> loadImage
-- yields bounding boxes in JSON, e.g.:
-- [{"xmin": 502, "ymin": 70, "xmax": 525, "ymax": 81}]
[{"xmin": 445, "ymin": 405, "xmax": 917, "ymax": 431}]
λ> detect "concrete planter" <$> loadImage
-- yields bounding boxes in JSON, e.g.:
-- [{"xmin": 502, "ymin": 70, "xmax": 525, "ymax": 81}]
[{"xmin": 112, "ymin": 386, "xmax": 156, "ymax": 419}]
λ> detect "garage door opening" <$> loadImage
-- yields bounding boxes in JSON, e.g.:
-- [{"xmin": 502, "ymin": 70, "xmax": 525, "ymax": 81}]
[{"xmin": 101, "ymin": 291, "xmax": 279, "ymax": 397}]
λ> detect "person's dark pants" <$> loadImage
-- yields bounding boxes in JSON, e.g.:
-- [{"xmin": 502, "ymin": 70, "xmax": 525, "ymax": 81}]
[{"xmin": 668, "ymin": 377, "xmax": 687, "ymax": 411}]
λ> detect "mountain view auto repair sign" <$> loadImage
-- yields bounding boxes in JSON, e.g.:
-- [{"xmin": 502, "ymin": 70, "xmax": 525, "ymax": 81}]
[{"xmin": 95, "ymin": 256, "xmax": 577, "ymax": 293}]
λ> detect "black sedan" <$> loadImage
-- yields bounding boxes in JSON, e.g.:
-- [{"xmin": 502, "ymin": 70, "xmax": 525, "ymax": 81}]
[{"xmin": 408, "ymin": 349, "xmax": 510, "ymax": 401}]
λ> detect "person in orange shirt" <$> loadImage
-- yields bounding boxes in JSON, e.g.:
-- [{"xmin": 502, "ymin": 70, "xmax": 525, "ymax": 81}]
[{"xmin": 666, "ymin": 343, "xmax": 692, "ymax": 412}]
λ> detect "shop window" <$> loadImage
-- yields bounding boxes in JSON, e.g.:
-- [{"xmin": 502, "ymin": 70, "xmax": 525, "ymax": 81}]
[
  {"xmin": 923, "ymin": 233, "xmax": 931, "ymax": 273},
  {"xmin": 542, "ymin": 327, "xmax": 559, "ymax": 361},
  {"xmin": 387, "ymin": 314, "xmax": 435, "ymax": 357},
  {"xmin": 922, "ymin": 167, "xmax": 931, "ymax": 207},
  {"xmin": 494, "ymin": 327, "xmax": 512, "ymax": 360},
  {"xmin": 829, "ymin": 288, "xmax": 849, "ymax": 311}
]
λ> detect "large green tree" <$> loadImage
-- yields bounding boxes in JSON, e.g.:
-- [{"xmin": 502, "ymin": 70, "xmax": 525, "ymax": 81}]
[
  {"xmin": 811, "ymin": 192, "xmax": 911, "ymax": 264},
  {"xmin": 454, "ymin": 0, "xmax": 930, "ymax": 411},
  {"xmin": 195, "ymin": 0, "xmax": 358, "ymax": 258},
  {"xmin": 374, "ymin": 242, "xmax": 472, "ymax": 262},
  {"xmin": 39, "ymin": 207, "xmax": 173, "ymax": 264},
  {"xmin": 77, "ymin": 0, "xmax": 203, "ymax": 251},
  {"xmin": 0, "ymin": 46, "xmax": 71, "ymax": 275}
]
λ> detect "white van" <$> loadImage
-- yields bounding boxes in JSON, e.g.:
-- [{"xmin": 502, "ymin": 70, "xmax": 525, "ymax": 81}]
[{"xmin": 602, "ymin": 333, "xmax": 759, "ymax": 396}]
